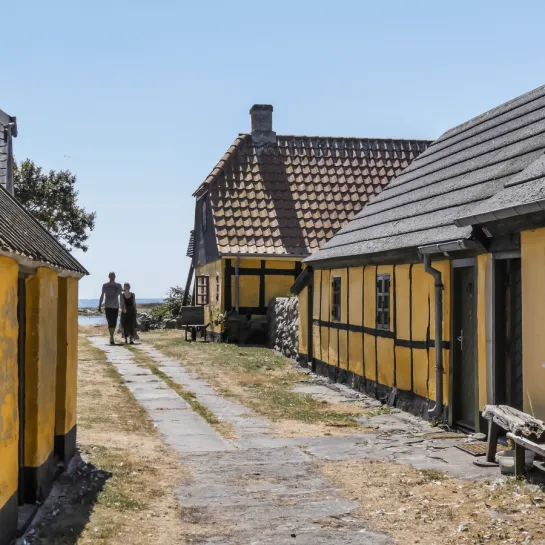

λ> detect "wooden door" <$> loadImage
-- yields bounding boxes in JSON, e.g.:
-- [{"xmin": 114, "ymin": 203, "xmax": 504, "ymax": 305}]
[{"xmin": 453, "ymin": 266, "xmax": 477, "ymax": 430}]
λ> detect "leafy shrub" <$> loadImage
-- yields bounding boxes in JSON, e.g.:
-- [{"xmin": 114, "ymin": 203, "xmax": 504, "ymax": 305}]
[{"xmin": 150, "ymin": 286, "xmax": 185, "ymax": 321}]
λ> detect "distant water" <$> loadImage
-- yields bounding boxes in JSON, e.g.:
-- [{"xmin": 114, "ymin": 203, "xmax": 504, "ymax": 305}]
[
  {"xmin": 79, "ymin": 315, "xmax": 107, "ymax": 325},
  {"xmin": 79, "ymin": 298, "xmax": 163, "ymax": 308}
]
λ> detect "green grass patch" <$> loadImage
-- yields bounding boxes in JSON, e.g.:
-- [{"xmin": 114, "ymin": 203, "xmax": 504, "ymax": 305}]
[
  {"xmin": 245, "ymin": 379, "xmax": 359, "ymax": 426},
  {"xmin": 142, "ymin": 333, "xmax": 362, "ymax": 428}
]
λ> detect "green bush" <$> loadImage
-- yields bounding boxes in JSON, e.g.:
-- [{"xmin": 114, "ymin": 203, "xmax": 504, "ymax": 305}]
[{"xmin": 150, "ymin": 286, "xmax": 185, "ymax": 321}]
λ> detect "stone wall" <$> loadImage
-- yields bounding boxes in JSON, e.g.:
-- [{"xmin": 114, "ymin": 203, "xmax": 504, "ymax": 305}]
[{"xmin": 268, "ymin": 297, "xmax": 299, "ymax": 359}]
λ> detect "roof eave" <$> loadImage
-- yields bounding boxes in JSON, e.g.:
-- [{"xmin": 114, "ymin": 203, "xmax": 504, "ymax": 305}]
[
  {"xmin": 0, "ymin": 248, "xmax": 87, "ymax": 278},
  {"xmin": 417, "ymin": 239, "xmax": 481, "ymax": 256},
  {"xmin": 220, "ymin": 251, "xmax": 309, "ymax": 260},
  {"xmin": 455, "ymin": 198, "xmax": 545, "ymax": 227}
]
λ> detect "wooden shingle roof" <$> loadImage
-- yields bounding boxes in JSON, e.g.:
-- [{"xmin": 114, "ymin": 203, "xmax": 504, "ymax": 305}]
[
  {"xmin": 195, "ymin": 134, "xmax": 431, "ymax": 257},
  {"xmin": 307, "ymin": 84, "xmax": 545, "ymax": 264}
]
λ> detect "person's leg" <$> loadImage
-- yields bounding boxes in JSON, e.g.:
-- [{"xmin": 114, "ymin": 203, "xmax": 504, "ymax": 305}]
[{"xmin": 106, "ymin": 308, "xmax": 119, "ymax": 344}]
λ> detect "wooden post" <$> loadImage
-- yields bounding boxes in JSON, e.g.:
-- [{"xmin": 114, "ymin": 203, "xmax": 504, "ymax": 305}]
[
  {"xmin": 182, "ymin": 264, "xmax": 194, "ymax": 307},
  {"xmin": 514, "ymin": 442, "xmax": 525, "ymax": 478},
  {"xmin": 235, "ymin": 256, "xmax": 240, "ymax": 313},
  {"xmin": 486, "ymin": 419, "xmax": 500, "ymax": 463}
]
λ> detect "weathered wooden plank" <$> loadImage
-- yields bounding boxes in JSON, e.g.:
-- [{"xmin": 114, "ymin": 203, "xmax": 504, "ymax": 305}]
[
  {"xmin": 506, "ymin": 432, "xmax": 545, "ymax": 458},
  {"xmin": 483, "ymin": 405, "xmax": 545, "ymax": 440}
]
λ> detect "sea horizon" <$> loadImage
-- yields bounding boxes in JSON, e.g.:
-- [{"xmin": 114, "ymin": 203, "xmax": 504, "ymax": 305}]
[{"xmin": 78, "ymin": 298, "xmax": 164, "ymax": 308}]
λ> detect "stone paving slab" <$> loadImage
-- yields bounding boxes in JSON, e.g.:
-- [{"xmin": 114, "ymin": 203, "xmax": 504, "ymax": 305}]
[
  {"xmin": 89, "ymin": 337, "xmax": 231, "ymax": 454},
  {"xmin": 89, "ymin": 337, "xmax": 500, "ymax": 543}
]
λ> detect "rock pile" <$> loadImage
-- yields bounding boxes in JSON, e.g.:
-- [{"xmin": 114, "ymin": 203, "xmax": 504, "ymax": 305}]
[
  {"xmin": 136, "ymin": 312, "xmax": 165, "ymax": 331},
  {"xmin": 268, "ymin": 297, "xmax": 299, "ymax": 359},
  {"xmin": 78, "ymin": 307, "xmax": 101, "ymax": 317}
]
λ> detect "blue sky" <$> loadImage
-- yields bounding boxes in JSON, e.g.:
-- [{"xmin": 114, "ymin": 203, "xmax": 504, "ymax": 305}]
[{"xmin": 3, "ymin": 0, "xmax": 545, "ymax": 298}]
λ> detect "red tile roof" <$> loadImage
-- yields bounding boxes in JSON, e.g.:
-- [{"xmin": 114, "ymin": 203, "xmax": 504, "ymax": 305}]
[{"xmin": 194, "ymin": 134, "xmax": 431, "ymax": 257}]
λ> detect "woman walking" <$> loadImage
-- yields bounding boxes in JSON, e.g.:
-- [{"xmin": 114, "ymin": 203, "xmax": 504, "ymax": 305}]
[{"xmin": 120, "ymin": 283, "xmax": 137, "ymax": 344}]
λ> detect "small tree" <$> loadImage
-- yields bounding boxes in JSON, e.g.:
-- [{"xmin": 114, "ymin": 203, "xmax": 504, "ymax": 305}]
[{"xmin": 14, "ymin": 159, "xmax": 96, "ymax": 252}]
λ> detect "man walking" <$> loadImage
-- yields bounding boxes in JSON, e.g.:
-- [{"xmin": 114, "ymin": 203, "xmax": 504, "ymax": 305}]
[{"xmin": 98, "ymin": 272, "xmax": 123, "ymax": 345}]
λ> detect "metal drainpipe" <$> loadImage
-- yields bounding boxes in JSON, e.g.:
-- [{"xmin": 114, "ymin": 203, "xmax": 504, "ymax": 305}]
[{"xmin": 423, "ymin": 255, "xmax": 444, "ymax": 419}]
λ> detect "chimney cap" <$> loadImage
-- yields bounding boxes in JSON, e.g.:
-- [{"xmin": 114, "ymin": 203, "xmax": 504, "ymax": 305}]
[{"xmin": 250, "ymin": 104, "xmax": 273, "ymax": 114}]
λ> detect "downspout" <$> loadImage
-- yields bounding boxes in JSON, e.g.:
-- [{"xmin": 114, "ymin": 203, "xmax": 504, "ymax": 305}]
[{"xmin": 423, "ymin": 255, "xmax": 444, "ymax": 419}]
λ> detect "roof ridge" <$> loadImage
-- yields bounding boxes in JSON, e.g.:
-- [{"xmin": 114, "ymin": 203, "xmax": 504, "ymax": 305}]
[
  {"xmin": 192, "ymin": 133, "xmax": 432, "ymax": 197},
  {"xmin": 237, "ymin": 131, "xmax": 432, "ymax": 143},
  {"xmin": 438, "ymin": 84, "xmax": 545, "ymax": 145}
]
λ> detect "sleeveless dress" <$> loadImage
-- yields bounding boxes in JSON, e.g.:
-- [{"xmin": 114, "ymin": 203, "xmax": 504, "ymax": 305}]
[{"xmin": 121, "ymin": 293, "xmax": 136, "ymax": 338}]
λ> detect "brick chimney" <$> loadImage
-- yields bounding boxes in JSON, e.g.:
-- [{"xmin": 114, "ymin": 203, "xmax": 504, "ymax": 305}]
[{"xmin": 250, "ymin": 104, "xmax": 276, "ymax": 145}]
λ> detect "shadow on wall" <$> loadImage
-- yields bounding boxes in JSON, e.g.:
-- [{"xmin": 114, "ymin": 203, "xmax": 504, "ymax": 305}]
[{"xmin": 20, "ymin": 454, "xmax": 111, "ymax": 545}]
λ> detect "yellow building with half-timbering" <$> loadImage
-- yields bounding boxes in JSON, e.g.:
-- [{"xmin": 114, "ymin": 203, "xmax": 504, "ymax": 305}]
[
  {"xmin": 185, "ymin": 104, "xmax": 430, "ymax": 339},
  {"xmin": 0, "ymin": 110, "xmax": 86, "ymax": 545},
  {"xmin": 297, "ymin": 84, "xmax": 545, "ymax": 430}
]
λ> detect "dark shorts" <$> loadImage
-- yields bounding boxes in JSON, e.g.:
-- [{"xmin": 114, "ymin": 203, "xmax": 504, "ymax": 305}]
[{"xmin": 105, "ymin": 308, "xmax": 119, "ymax": 329}]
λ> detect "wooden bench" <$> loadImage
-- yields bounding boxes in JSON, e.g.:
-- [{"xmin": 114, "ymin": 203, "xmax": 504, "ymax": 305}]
[
  {"xmin": 482, "ymin": 405, "xmax": 545, "ymax": 477},
  {"xmin": 178, "ymin": 306, "xmax": 210, "ymax": 342}
]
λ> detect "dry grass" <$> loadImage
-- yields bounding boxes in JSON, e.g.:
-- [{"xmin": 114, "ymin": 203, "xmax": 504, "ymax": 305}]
[
  {"xmin": 319, "ymin": 459, "xmax": 545, "ymax": 544},
  {"xmin": 31, "ymin": 334, "xmax": 217, "ymax": 545},
  {"xmin": 141, "ymin": 331, "xmax": 372, "ymax": 437}
]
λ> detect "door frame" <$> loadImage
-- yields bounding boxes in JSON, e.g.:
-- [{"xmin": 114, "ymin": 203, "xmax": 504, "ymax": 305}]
[{"xmin": 448, "ymin": 259, "xmax": 480, "ymax": 431}]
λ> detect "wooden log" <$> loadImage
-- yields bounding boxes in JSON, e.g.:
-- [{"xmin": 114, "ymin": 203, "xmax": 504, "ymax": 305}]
[{"xmin": 483, "ymin": 405, "xmax": 545, "ymax": 441}]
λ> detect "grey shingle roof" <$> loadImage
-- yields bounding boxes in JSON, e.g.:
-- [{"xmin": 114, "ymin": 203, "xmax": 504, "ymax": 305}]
[
  {"xmin": 0, "ymin": 185, "xmax": 88, "ymax": 274},
  {"xmin": 307, "ymin": 84, "xmax": 545, "ymax": 264}
]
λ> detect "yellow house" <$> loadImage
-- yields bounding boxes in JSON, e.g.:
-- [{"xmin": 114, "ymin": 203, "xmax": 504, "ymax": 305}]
[
  {"xmin": 186, "ymin": 104, "xmax": 430, "ymax": 340},
  {"xmin": 298, "ymin": 84, "xmax": 545, "ymax": 432},
  {"xmin": 0, "ymin": 110, "xmax": 87, "ymax": 545}
]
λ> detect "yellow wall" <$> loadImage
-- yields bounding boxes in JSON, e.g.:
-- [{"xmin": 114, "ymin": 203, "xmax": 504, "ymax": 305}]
[
  {"xmin": 0, "ymin": 257, "xmax": 19, "ymax": 511},
  {"xmin": 56, "ymin": 277, "xmax": 78, "ymax": 437},
  {"xmin": 25, "ymin": 267, "xmax": 58, "ymax": 468},
  {"xmin": 195, "ymin": 259, "xmax": 224, "ymax": 335},
  {"xmin": 197, "ymin": 257, "xmax": 303, "ymax": 335},
  {"xmin": 301, "ymin": 259, "xmax": 454, "ymax": 408},
  {"xmin": 521, "ymin": 229, "xmax": 545, "ymax": 419},
  {"xmin": 363, "ymin": 266, "xmax": 376, "ymax": 382}
]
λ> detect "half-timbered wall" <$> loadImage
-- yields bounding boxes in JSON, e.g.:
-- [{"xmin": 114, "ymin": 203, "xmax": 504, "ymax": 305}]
[{"xmin": 303, "ymin": 261, "xmax": 452, "ymax": 414}]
